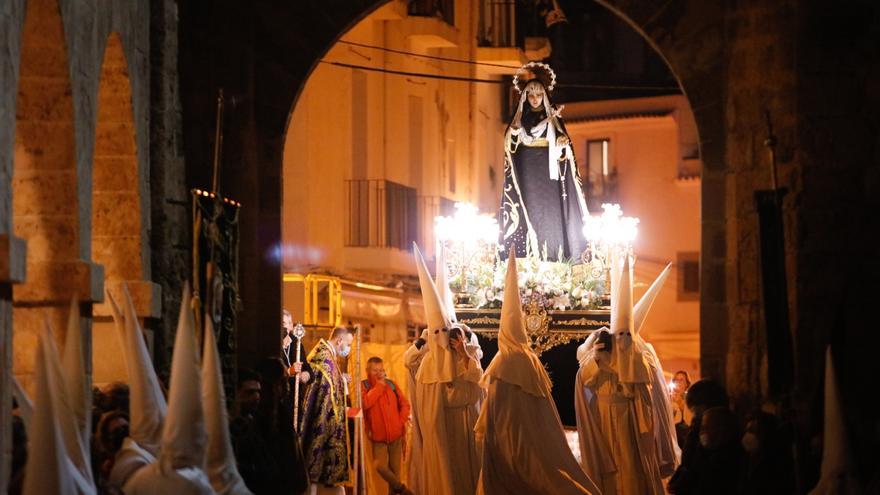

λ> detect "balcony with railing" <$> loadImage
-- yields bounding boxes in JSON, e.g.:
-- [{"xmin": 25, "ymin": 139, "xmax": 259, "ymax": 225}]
[
  {"xmin": 346, "ymin": 179, "xmax": 419, "ymax": 251},
  {"xmin": 408, "ymin": 0, "xmax": 455, "ymax": 27}
]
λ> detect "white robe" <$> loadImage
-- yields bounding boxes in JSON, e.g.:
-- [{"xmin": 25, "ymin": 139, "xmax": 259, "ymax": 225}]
[
  {"xmin": 108, "ymin": 438, "xmax": 156, "ymax": 490},
  {"xmin": 578, "ymin": 356, "xmax": 664, "ymax": 495},
  {"xmin": 640, "ymin": 342, "xmax": 680, "ymax": 477},
  {"xmin": 123, "ymin": 463, "xmax": 214, "ymax": 495},
  {"xmin": 575, "ymin": 366, "xmax": 618, "ymax": 493},
  {"xmin": 476, "ymin": 378, "xmax": 599, "ymax": 495},
  {"xmin": 413, "ymin": 356, "xmax": 482, "ymax": 495},
  {"xmin": 403, "ymin": 342, "xmax": 428, "ymax": 494}
]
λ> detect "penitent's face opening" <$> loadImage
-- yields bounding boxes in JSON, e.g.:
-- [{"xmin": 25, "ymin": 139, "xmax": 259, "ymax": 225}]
[{"xmin": 432, "ymin": 326, "xmax": 450, "ymax": 349}]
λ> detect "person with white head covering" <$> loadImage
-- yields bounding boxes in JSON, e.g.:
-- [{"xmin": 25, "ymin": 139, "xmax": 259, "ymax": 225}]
[
  {"xmin": 436, "ymin": 245, "xmax": 485, "ymax": 361},
  {"xmin": 498, "ymin": 62, "xmax": 589, "ymax": 261},
  {"xmin": 106, "ymin": 284, "xmax": 168, "ymax": 490},
  {"xmin": 574, "ymin": 329, "xmax": 618, "ymax": 493},
  {"xmin": 402, "ymin": 327, "xmax": 429, "ymax": 495},
  {"xmin": 202, "ymin": 316, "xmax": 253, "ymax": 494},
  {"xmin": 124, "ymin": 283, "xmax": 214, "ymax": 494},
  {"xmin": 436, "ymin": 243, "xmax": 486, "ymax": 423},
  {"xmin": 22, "ymin": 332, "xmax": 77, "ymax": 495},
  {"xmin": 576, "ymin": 254, "xmax": 664, "ymax": 495},
  {"xmin": 808, "ymin": 346, "xmax": 861, "ymax": 495},
  {"xmin": 475, "ymin": 250, "xmax": 600, "ymax": 494},
  {"xmin": 411, "ymin": 243, "xmax": 482, "ymax": 495},
  {"xmin": 631, "ymin": 263, "xmax": 681, "ymax": 476},
  {"xmin": 39, "ymin": 316, "xmax": 96, "ymax": 494}
]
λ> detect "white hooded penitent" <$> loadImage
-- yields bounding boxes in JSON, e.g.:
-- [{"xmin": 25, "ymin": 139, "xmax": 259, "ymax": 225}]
[
  {"xmin": 202, "ymin": 315, "xmax": 253, "ymax": 495},
  {"xmin": 413, "ymin": 243, "xmax": 456, "ymax": 384},
  {"xmin": 23, "ymin": 328, "xmax": 77, "ymax": 495},
  {"xmin": 481, "ymin": 250, "xmax": 552, "ymax": 398}
]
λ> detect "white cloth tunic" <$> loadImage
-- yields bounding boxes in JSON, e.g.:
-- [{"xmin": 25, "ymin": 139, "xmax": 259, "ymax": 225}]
[
  {"xmin": 476, "ymin": 377, "xmax": 599, "ymax": 495},
  {"xmin": 577, "ymin": 357, "xmax": 664, "ymax": 495}
]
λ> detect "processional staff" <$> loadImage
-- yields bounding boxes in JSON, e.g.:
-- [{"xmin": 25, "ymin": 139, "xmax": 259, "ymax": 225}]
[{"xmin": 292, "ymin": 322, "xmax": 305, "ymax": 433}]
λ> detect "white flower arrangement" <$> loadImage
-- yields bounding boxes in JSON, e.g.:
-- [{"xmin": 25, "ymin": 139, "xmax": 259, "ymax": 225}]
[{"xmin": 448, "ymin": 254, "xmax": 605, "ymax": 311}]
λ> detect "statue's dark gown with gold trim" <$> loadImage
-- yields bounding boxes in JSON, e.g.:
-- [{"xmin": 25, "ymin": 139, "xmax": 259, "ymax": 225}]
[{"xmin": 499, "ymin": 102, "xmax": 589, "ymax": 262}]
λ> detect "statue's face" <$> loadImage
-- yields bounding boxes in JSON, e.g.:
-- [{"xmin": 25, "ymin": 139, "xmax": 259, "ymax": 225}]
[{"xmin": 527, "ymin": 89, "xmax": 544, "ymax": 109}]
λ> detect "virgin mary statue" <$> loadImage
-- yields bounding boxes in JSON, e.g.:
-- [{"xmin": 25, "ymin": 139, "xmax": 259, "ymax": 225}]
[{"xmin": 499, "ymin": 62, "xmax": 589, "ymax": 262}]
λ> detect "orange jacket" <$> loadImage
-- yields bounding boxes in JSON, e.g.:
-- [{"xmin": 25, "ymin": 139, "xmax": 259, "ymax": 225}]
[{"xmin": 361, "ymin": 378, "xmax": 411, "ymax": 443}]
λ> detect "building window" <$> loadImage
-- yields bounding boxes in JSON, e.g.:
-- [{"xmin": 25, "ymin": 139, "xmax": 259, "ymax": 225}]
[
  {"xmin": 385, "ymin": 181, "xmax": 419, "ymax": 250},
  {"xmin": 409, "ymin": 95, "xmax": 423, "ymax": 190},
  {"xmin": 406, "ymin": 324, "xmax": 419, "ymax": 342},
  {"xmin": 677, "ymin": 252, "xmax": 700, "ymax": 301},
  {"xmin": 346, "ymin": 179, "xmax": 418, "ymax": 250},
  {"xmin": 351, "ymin": 70, "xmax": 367, "ymax": 180},
  {"xmin": 585, "ymin": 138, "xmax": 616, "ymax": 210}
]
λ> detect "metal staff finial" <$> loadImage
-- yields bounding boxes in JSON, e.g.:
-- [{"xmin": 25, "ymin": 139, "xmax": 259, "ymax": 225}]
[{"xmin": 292, "ymin": 322, "xmax": 305, "ymax": 433}]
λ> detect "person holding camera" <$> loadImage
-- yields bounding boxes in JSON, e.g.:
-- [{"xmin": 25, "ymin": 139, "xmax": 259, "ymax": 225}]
[
  {"xmin": 575, "ymin": 257, "xmax": 665, "ymax": 495},
  {"xmin": 410, "ymin": 246, "xmax": 483, "ymax": 495},
  {"xmin": 361, "ymin": 357, "xmax": 412, "ymax": 495}
]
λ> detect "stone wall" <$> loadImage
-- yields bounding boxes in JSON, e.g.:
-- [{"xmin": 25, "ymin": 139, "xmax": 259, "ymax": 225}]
[{"xmin": 0, "ymin": 0, "xmax": 158, "ymax": 485}]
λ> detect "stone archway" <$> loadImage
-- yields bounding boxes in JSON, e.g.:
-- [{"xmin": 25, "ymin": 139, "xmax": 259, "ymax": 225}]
[
  {"xmin": 180, "ymin": 0, "xmax": 727, "ymax": 378},
  {"xmin": 90, "ymin": 31, "xmax": 159, "ymax": 384}
]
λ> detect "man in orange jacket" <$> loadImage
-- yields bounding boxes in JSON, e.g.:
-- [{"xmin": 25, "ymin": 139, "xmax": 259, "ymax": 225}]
[{"xmin": 362, "ymin": 356, "xmax": 413, "ymax": 495}]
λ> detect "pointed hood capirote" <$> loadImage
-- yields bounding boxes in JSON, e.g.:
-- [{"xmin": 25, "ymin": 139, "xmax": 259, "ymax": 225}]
[
  {"xmin": 435, "ymin": 245, "xmax": 458, "ymax": 323},
  {"xmin": 159, "ymin": 282, "xmax": 207, "ymax": 471},
  {"xmin": 413, "ymin": 243, "xmax": 457, "ymax": 384},
  {"xmin": 808, "ymin": 346, "xmax": 860, "ymax": 495},
  {"xmin": 481, "ymin": 250, "xmax": 552, "ymax": 397},
  {"xmin": 62, "ymin": 297, "xmax": 92, "ymax": 450},
  {"xmin": 23, "ymin": 327, "xmax": 77, "ymax": 495},
  {"xmin": 610, "ymin": 255, "xmax": 649, "ymax": 384},
  {"xmin": 108, "ymin": 285, "xmax": 167, "ymax": 455},
  {"xmin": 633, "ymin": 263, "xmax": 672, "ymax": 338},
  {"xmin": 39, "ymin": 317, "xmax": 95, "ymax": 492},
  {"xmin": 11, "ymin": 374, "xmax": 33, "ymax": 432},
  {"xmin": 202, "ymin": 316, "xmax": 253, "ymax": 495}
]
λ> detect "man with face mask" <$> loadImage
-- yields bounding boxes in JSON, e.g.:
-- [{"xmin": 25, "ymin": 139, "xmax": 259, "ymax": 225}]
[
  {"xmin": 300, "ymin": 326, "xmax": 354, "ymax": 494},
  {"xmin": 576, "ymin": 255, "xmax": 664, "ymax": 495}
]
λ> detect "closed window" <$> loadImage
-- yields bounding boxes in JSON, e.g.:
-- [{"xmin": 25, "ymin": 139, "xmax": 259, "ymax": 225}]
[
  {"xmin": 677, "ymin": 252, "xmax": 700, "ymax": 301},
  {"xmin": 585, "ymin": 138, "xmax": 616, "ymax": 209}
]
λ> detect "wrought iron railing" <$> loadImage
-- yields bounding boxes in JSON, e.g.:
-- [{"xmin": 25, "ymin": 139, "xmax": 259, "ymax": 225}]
[
  {"xmin": 345, "ymin": 179, "xmax": 419, "ymax": 250},
  {"xmin": 408, "ymin": 0, "xmax": 455, "ymax": 27},
  {"xmin": 478, "ymin": 0, "xmax": 517, "ymax": 47}
]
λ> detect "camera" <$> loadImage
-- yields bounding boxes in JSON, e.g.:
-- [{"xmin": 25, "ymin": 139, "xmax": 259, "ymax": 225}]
[
  {"xmin": 596, "ymin": 329, "xmax": 613, "ymax": 353},
  {"xmin": 449, "ymin": 325, "xmax": 473, "ymax": 343}
]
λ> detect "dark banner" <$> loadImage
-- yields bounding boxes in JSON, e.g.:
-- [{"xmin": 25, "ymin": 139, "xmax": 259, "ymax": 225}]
[{"xmin": 192, "ymin": 190, "xmax": 241, "ymax": 396}]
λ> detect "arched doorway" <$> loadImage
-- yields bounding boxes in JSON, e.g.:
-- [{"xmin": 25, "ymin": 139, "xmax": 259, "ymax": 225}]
[{"xmin": 179, "ymin": 0, "xmax": 726, "ymax": 390}]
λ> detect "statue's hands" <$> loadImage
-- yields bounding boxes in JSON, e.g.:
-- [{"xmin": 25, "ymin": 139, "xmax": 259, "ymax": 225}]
[{"xmin": 556, "ymin": 135, "xmax": 570, "ymax": 147}]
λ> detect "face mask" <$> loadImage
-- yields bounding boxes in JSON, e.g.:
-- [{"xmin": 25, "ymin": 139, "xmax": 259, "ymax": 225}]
[
  {"xmin": 339, "ymin": 345, "xmax": 351, "ymax": 357},
  {"xmin": 699, "ymin": 433, "xmax": 711, "ymax": 449},
  {"xmin": 742, "ymin": 432, "xmax": 760, "ymax": 453}
]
